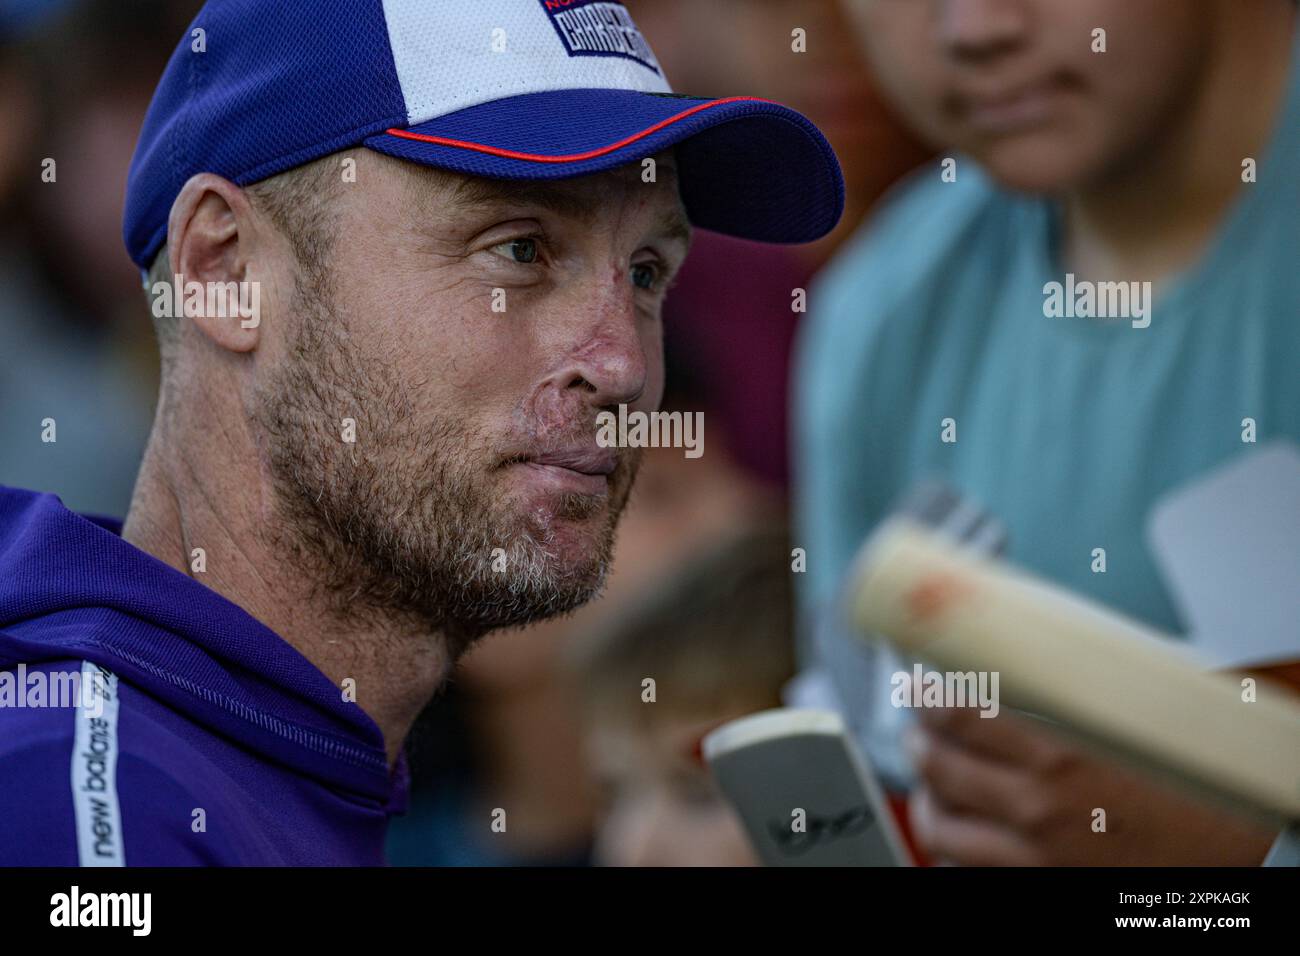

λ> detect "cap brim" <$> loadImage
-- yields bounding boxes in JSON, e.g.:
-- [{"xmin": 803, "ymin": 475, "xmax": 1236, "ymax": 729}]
[{"xmin": 363, "ymin": 89, "xmax": 844, "ymax": 244}]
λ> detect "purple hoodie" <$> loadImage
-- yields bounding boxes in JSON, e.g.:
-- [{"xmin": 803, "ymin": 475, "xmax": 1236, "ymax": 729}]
[{"xmin": 0, "ymin": 485, "xmax": 408, "ymax": 865}]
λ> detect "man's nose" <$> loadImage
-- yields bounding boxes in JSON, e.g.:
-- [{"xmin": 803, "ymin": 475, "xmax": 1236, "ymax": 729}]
[
  {"xmin": 553, "ymin": 282, "xmax": 647, "ymax": 409},
  {"xmin": 938, "ymin": 0, "xmax": 1028, "ymax": 63}
]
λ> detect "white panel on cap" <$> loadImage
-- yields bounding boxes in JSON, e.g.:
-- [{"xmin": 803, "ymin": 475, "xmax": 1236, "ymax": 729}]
[{"xmin": 382, "ymin": 0, "xmax": 673, "ymax": 125}]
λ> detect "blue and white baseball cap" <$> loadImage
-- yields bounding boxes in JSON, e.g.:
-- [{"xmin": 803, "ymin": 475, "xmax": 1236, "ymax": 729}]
[{"xmin": 123, "ymin": 0, "xmax": 845, "ymax": 270}]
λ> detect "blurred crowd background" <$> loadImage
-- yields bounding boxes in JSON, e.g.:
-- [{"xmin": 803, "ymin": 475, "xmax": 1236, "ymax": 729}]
[{"xmin": 0, "ymin": 0, "xmax": 930, "ymax": 865}]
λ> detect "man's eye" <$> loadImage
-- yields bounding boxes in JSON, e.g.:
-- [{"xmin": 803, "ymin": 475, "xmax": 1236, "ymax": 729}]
[
  {"xmin": 630, "ymin": 262, "xmax": 658, "ymax": 290},
  {"xmin": 490, "ymin": 238, "xmax": 540, "ymax": 264}
]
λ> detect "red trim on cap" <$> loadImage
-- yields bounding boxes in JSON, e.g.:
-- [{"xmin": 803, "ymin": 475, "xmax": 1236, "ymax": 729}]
[{"xmin": 383, "ymin": 95, "xmax": 773, "ymax": 164}]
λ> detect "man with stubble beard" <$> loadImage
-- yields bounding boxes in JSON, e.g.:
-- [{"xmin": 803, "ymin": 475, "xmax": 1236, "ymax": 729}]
[{"xmin": 0, "ymin": 1, "xmax": 842, "ymax": 865}]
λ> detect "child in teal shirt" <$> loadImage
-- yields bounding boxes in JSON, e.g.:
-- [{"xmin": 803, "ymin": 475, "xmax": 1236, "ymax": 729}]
[{"xmin": 798, "ymin": 0, "xmax": 1300, "ymax": 864}]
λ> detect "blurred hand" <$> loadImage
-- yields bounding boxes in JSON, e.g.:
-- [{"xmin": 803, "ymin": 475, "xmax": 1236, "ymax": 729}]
[{"xmin": 905, "ymin": 703, "xmax": 1277, "ymax": 866}]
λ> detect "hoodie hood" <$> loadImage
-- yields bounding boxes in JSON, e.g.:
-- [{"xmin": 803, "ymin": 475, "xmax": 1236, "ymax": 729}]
[{"xmin": 0, "ymin": 485, "xmax": 401, "ymax": 808}]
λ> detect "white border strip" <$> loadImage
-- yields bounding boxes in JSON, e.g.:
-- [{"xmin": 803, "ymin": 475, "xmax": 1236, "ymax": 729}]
[
  {"xmin": 702, "ymin": 707, "xmax": 846, "ymax": 761},
  {"xmin": 71, "ymin": 661, "xmax": 125, "ymax": 867}
]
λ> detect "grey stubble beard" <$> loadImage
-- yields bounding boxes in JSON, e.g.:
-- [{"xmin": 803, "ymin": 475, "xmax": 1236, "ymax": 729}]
[{"xmin": 249, "ymin": 262, "xmax": 638, "ymax": 661}]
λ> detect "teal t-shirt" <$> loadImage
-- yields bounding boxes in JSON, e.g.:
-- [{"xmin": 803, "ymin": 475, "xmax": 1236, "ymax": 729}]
[{"xmin": 794, "ymin": 30, "xmax": 1300, "ymax": 784}]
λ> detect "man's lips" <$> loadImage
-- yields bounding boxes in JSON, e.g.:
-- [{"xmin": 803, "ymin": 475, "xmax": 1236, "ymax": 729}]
[
  {"xmin": 529, "ymin": 448, "xmax": 618, "ymax": 476},
  {"xmin": 509, "ymin": 448, "xmax": 618, "ymax": 498}
]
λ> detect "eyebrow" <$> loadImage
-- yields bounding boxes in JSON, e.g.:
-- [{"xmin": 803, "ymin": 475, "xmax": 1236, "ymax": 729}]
[
  {"xmin": 445, "ymin": 166, "xmax": 691, "ymax": 244},
  {"xmin": 449, "ymin": 178, "xmax": 596, "ymax": 220},
  {"xmin": 654, "ymin": 206, "xmax": 693, "ymax": 248}
]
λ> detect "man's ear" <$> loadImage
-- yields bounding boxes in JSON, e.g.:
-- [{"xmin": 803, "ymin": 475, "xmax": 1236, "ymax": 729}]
[{"xmin": 167, "ymin": 173, "xmax": 263, "ymax": 353}]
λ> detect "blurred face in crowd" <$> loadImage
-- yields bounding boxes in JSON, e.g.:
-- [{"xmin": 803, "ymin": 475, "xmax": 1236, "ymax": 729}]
[
  {"xmin": 589, "ymin": 710, "xmax": 757, "ymax": 866},
  {"xmin": 629, "ymin": 0, "xmax": 913, "ymax": 248},
  {"xmin": 842, "ymin": 0, "xmax": 1217, "ymax": 191},
  {"xmin": 183, "ymin": 150, "xmax": 689, "ymax": 645},
  {"xmin": 631, "ymin": 0, "xmax": 880, "ymax": 180}
]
